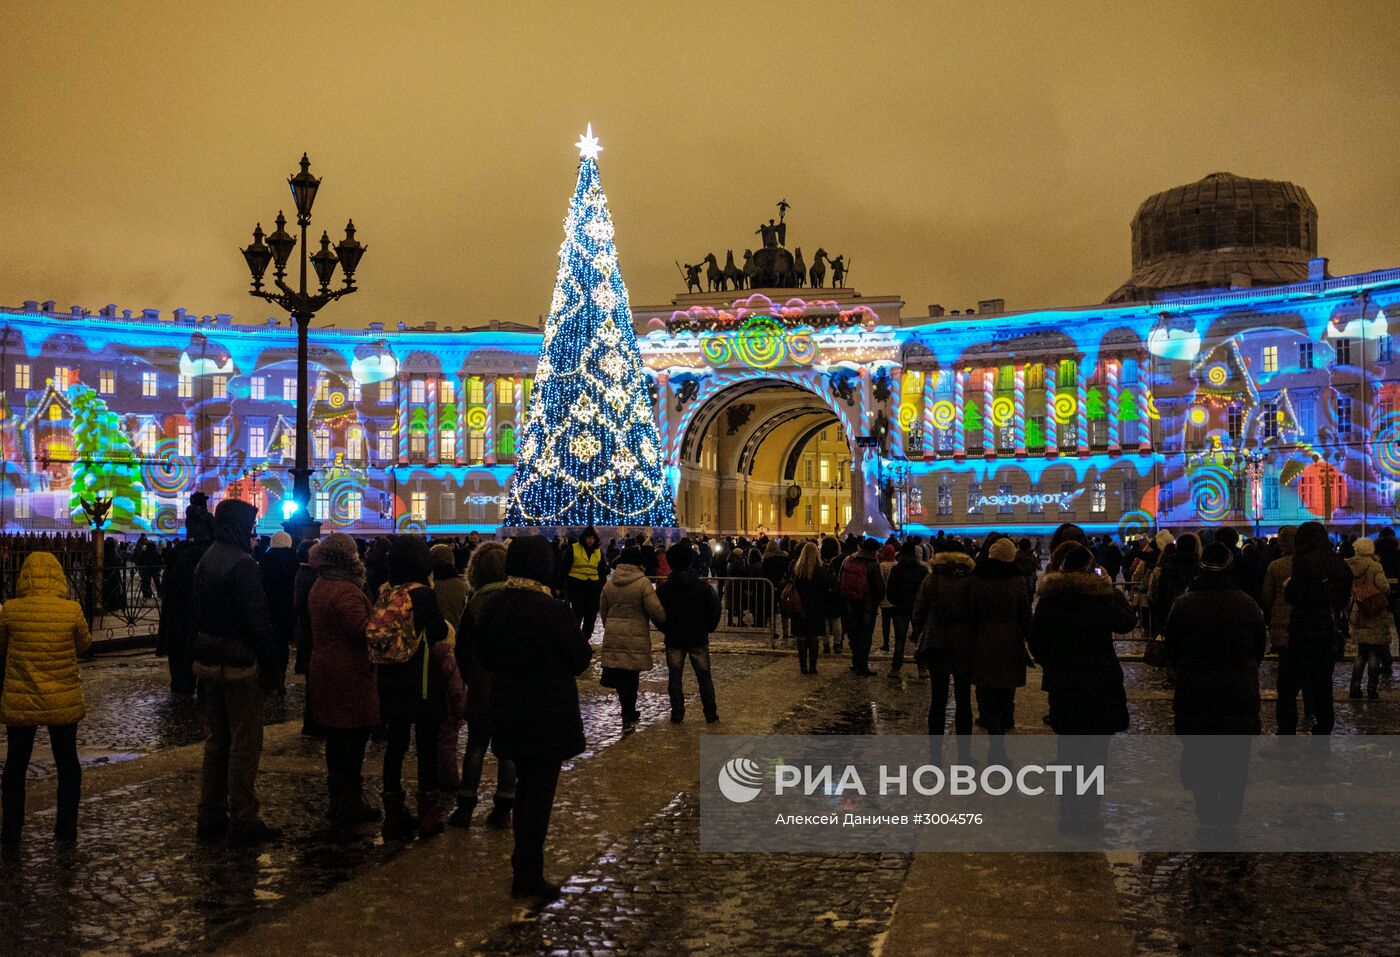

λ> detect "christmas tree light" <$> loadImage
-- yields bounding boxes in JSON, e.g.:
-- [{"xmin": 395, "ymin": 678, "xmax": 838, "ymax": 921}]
[{"xmin": 504, "ymin": 126, "xmax": 678, "ymax": 530}]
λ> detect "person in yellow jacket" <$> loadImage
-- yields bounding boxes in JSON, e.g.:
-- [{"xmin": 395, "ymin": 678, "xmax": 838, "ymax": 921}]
[
  {"xmin": 1, "ymin": 551, "xmax": 92, "ymax": 846},
  {"xmin": 560, "ymin": 526, "xmax": 609, "ymax": 640}
]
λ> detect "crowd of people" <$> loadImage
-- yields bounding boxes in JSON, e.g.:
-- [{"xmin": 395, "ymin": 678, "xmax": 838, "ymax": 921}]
[{"xmin": 3, "ymin": 497, "xmax": 1397, "ymax": 881}]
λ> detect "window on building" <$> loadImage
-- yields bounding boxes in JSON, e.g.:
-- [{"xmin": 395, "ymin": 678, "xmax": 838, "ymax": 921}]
[
  {"xmin": 282, "ymin": 428, "xmax": 296, "ymax": 458},
  {"xmin": 177, "ymin": 423, "xmax": 193, "ymax": 457},
  {"xmin": 14, "ymin": 488, "xmax": 30, "ymax": 520},
  {"xmin": 469, "ymin": 430, "xmax": 486, "ymax": 463},
  {"xmin": 439, "ymin": 379, "xmax": 454, "ymax": 406},
  {"xmin": 251, "ymin": 376, "xmax": 265, "ymax": 400},
  {"xmin": 1058, "ymin": 359, "xmax": 1078, "ymax": 384},
  {"xmin": 439, "ymin": 430, "xmax": 456, "ymax": 461},
  {"xmin": 1298, "ymin": 400, "xmax": 1316, "ymax": 438},
  {"xmin": 967, "ymin": 483, "xmax": 982, "ymax": 515},
  {"xmin": 819, "ymin": 457, "xmax": 830, "ymax": 483},
  {"xmin": 1228, "ymin": 406, "xmax": 1244, "ymax": 441},
  {"xmin": 996, "ymin": 366, "xmax": 1015, "ymax": 391},
  {"xmin": 315, "ymin": 377, "xmax": 329, "ymax": 401},
  {"xmin": 803, "ymin": 502, "xmax": 813, "ymax": 526},
  {"xmin": 1335, "ymin": 338, "xmax": 1353, "ymax": 367},
  {"xmin": 345, "ymin": 492, "xmax": 362, "ymax": 522},
  {"xmin": 997, "ymin": 422, "xmax": 1014, "ymax": 451},
  {"xmin": 348, "ymin": 380, "xmax": 361, "ymax": 402},
  {"xmin": 440, "ymin": 492, "xmax": 456, "ymax": 522},
  {"xmin": 14, "ymin": 363, "xmax": 30, "ymax": 389},
  {"xmin": 937, "ymin": 484, "xmax": 952, "ymax": 517},
  {"xmin": 1262, "ymin": 401, "xmax": 1278, "ymax": 440},
  {"xmin": 53, "ymin": 366, "xmax": 73, "ymax": 390},
  {"xmin": 1264, "ymin": 475, "xmax": 1280, "ymax": 511},
  {"xmin": 347, "ymin": 429, "xmax": 364, "ymax": 461},
  {"xmin": 1089, "ymin": 419, "xmax": 1107, "ymax": 449},
  {"xmin": 1262, "ymin": 346, "xmax": 1278, "ymax": 373},
  {"xmin": 499, "ymin": 378, "xmax": 516, "ymax": 404},
  {"xmin": 820, "ymin": 502, "xmax": 831, "ymax": 528},
  {"xmin": 498, "ymin": 424, "xmax": 516, "ymax": 457},
  {"xmin": 142, "ymin": 371, "xmax": 157, "ymax": 397},
  {"xmin": 467, "ymin": 377, "xmax": 485, "ymax": 404},
  {"xmin": 378, "ymin": 430, "xmax": 394, "ymax": 462},
  {"xmin": 1028, "ymin": 486, "xmax": 1043, "ymax": 515},
  {"xmin": 1122, "ymin": 479, "xmax": 1138, "ymax": 511},
  {"xmin": 1337, "ymin": 394, "xmax": 1353, "ymax": 434},
  {"xmin": 1091, "ymin": 481, "xmax": 1107, "ymax": 513},
  {"xmin": 410, "ymin": 379, "xmax": 426, "ymax": 404},
  {"xmin": 249, "ymin": 426, "xmax": 266, "ymax": 460},
  {"xmin": 997, "ymin": 484, "xmax": 1014, "ymax": 515},
  {"xmin": 410, "ymin": 430, "xmax": 427, "ymax": 458},
  {"xmin": 1060, "ymin": 482, "xmax": 1076, "ymax": 513},
  {"xmin": 1299, "ymin": 342, "xmax": 1314, "ymax": 369},
  {"xmin": 137, "ymin": 425, "xmax": 158, "ymax": 457},
  {"xmin": 212, "ymin": 424, "xmax": 228, "ymax": 458},
  {"xmin": 99, "ymin": 369, "xmax": 115, "ymax": 394},
  {"xmin": 803, "ymin": 459, "xmax": 813, "ymax": 482},
  {"xmin": 313, "ymin": 426, "xmax": 330, "ymax": 461},
  {"xmin": 1159, "ymin": 480, "xmax": 1175, "ymax": 514},
  {"xmin": 410, "ymin": 492, "xmax": 427, "ymax": 522},
  {"xmin": 283, "ymin": 377, "xmax": 297, "ymax": 401},
  {"xmin": 1026, "ymin": 364, "xmax": 1044, "ymax": 389},
  {"xmin": 379, "ymin": 379, "xmax": 394, "ymax": 403},
  {"xmin": 1122, "ymin": 359, "xmax": 1139, "ymax": 385},
  {"xmin": 178, "ymin": 374, "xmax": 193, "ymax": 399},
  {"xmin": 213, "ymin": 375, "xmax": 229, "ymax": 399},
  {"xmin": 315, "ymin": 491, "xmax": 330, "ymax": 519},
  {"xmin": 1382, "ymin": 335, "xmax": 1394, "ymax": 364}
]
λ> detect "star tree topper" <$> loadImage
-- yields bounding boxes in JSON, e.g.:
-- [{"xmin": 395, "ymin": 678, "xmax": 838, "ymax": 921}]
[{"xmin": 575, "ymin": 123, "xmax": 603, "ymax": 160}]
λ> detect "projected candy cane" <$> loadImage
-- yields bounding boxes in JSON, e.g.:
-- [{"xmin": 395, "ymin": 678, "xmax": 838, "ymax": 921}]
[
  {"xmin": 1043, "ymin": 362, "xmax": 1058, "ymax": 454},
  {"xmin": 456, "ymin": 375, "xmax": 468, "ymax": 465},
  {"xmin": 427, "ymin": 376, "xmax": 439, "ymax": 464},
  {"xmin": 397, "ymin": 375, "xmax": 410, "ymax": 464},
  {"xmin": 982, "ymin": 367, "xmax": 995, "ymax": 455},
  {"xmin": 483, "ymin": 375, "xmax": 497, "ymax": 465},
  {"xmin": 953, "ymin": 367, "xmax": 966, "ymax": 458},
  {"xmin": 889, "ymin": 366, "xmax": 904, "ymax": 458},
  {"xmin": 922, "ymin": 370, "xmax": 937, "ymax": 460},
  {"xmin": 1076, "ymin": 362, "xmax": 1089, "ymax": 455},
  {"xmin": 1014, "ymin": 364, "xmax": 1026, "ymax": 456},
  {"xmin": 1107, "ymin": 358, "xmax": 1121, "ymax": 453}
]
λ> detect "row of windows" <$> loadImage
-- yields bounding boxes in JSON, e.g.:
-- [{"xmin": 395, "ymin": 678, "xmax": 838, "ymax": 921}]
[{"xmin": 126, "ymin": 423, "xmax": 518, "ymax": 464}]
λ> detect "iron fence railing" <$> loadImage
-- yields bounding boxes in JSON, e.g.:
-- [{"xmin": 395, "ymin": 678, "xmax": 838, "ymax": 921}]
[{"xmin": 0, "ymin": 564, "xmax": 161, "ymax": 640}]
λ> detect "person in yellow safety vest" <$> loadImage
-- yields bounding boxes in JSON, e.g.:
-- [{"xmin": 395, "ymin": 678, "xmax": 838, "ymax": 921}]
[{"xmin": 561, "ymin": 526, "xmax": 609, "ymax": 640}]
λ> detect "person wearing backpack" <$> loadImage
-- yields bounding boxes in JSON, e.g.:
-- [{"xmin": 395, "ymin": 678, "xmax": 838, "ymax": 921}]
[
  {"xmin": 786, "ymin": 543, "xmax": 830, "ymax": 675},
  {"xmin": 598, "ymin": 547, "xmax": 665, "ymax": 726},
  {"xmin": 839, "ymin": 538, "xmax": 885, "ymax": 677},
  {"xmin": 372, "ymin": 536, "xmax": 450, "ymax": 839},
  {"xmin": 1346, "ymin": 537, "xmax": 1393, "ymax": 700}
]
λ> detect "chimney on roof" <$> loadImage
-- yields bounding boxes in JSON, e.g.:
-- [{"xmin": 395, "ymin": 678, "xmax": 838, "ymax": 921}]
[
  {"xmin": 70, "ymin": 306, "xmax": 83, "ymax": 316},
  {"xmin": 142, "ymin": 309, "xmax": 160, "ymax": 320},
  {"xmin": 1308, "ymin": 257, "xmax": 1329, "ymax": 281},
  {"xmin": 368, "ymin": 322, "xmax": 384, "ymax": 332},
  {"xmin": 174, "ymin": 307, "xmax": 189, "ymax": 323},
  {"xmin": 216, "ymin": 314, "xmax": 232, "ymax": 326},
  {"xmin": 977, "ymin": 299, "xmax": 1005, "ymax": 315},
  {"xmin": 100, "ymin": 304, "xmax": 117, "ymax": 318},
  {"xmin": 927, "ymin": 304, "xmax": 944, "ymax": 318},
  {"xmin": 122, "ymin": 310, "xmax": 132, "ymax": 320},
  {"xmin": 267, "ymin": 317, "xmax": 277, "ymax": 326},
  {"xmin": 41, "ymin": 300, "xmax": 55, "ymax": 312},
  {"xmin": 423, "ymin": 321, "xmax": 437, "ymax": 331}
]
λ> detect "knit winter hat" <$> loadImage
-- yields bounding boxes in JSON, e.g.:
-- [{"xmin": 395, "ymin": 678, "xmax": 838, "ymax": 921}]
[
  {"xmin": 270, "ymin": 530, "xmax": 293, "ymax": 549},
  {"xmin": 505, "ymin": 535, "xmax": 555, "ymax": 585},
  {"xmin": 429, "ymin": 543, "xmax": 455, "ymax": 566},
  {"xmin": 667, "ymin": 541, "xmax": 694, "ymax": 570},
  {"xmin": 989, "ymin": 538, "xmax": 1018, "ymax": 563},
  {"xmin": 1354, "ymin": 537, "xmax": 1376, "ymax": 557},
  {"xmin": 1199, "ymin": 542, "xmax": 1234, "ymax": 572}
]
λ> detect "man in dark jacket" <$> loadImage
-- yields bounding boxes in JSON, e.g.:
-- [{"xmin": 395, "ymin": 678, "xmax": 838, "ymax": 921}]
[
  {"xmin": 157, "ymin": 508, "xmax": 215, "ymax": 696},
  {"xmin": 884, "ymin": 544, "xmax": 928, "ymax": 676},
  {"xmin": 656, "ymin": 541, "xmax": 722, "ymax": 723},
  {"xmin": 477, "ymin": 536, "xmax": 591, "ymax": 902},
  {"xmin": 191, "ymin": 499, "xmax": 279, "ymax": 845},
  {"xmin": 839, "ymin": 538, "xmax": 885, "ymax": 676},
  {"xmin": 1280, "ymin": 522, "xmax": 1351, "ymax": 735},
  {"xmin": 258, "ymin": 530, "xmax": 299, "ymax": 695}
]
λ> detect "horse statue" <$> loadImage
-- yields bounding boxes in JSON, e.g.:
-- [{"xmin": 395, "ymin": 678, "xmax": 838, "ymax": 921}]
[
  {"xmin": 809, "ymin": 248, "xmax": 828, "ymax": 288},
  {"xmin": 792, "ymin": 247, "xmax": 807, "ymax": 288},
  {"xmin": 722, "ymin": 250, "xmax": 745, "ymax": 291},
  {"xmin": 830, "ymin": 254, "xmax": 847, "ymax": 288},
  {"xmin": 702, "ymin": 252, "xmax": 726, "ymax": 292},
  {"xmin": 742, "ymin": 250, "xmax": 759, "ymax": 290}
]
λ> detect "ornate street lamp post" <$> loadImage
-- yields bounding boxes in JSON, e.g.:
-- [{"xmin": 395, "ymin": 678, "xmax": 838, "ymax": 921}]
[{"xmin": 239, "ymin": 154, "xmax": 366, "ymax": 541}]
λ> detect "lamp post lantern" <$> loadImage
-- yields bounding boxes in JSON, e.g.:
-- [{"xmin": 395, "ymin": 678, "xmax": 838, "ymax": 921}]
[{"xmin": 239, "ymin": 154, "xmax": 366, "ymax": 541}]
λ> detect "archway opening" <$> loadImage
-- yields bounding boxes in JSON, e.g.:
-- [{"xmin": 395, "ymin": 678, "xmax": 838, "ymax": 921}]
[{"xmin": 674, "ymin": 380, "xmax": 855, "ymax": 536}]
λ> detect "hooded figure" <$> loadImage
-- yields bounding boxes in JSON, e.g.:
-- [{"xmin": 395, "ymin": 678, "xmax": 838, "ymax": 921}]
[
  {"xmin": 1259, "ymin": 526, "xmax": 1298, "ymax": 651},
  {"xmin": 969, "ymin": 537, "xmax": 1033, "ymax": 748},
  {"xmin": 158, "ymin": 509, "xmax": 217, "ymax": 695},
  {"xmin": 0, "ymin": 551, "xmax": 92, "ymax": 845},
  {"xmin": 476, "ymin": 535, "xmax": 592, "ymax": 901},
  {"xmin": 1280, "ymin": 522, "xmax": 1351, "ymax": 735},
  {"xmin": 258, "ymin": 529, "xmax": 299, "ymax": 693},
  {"xmin": 912, "ymin": 547, "xmax": 977, "ymax": 743},
  {"xmin": 191, "ymin": 498, "xmax": 280, "ymax": 846},
  {"xmin": 1346, "ymin": 537, "xmax": 1393, "ymax": 699},
  {"xmin": 599, "ymin": 546, "xmax": 665, "ymax": 725},
  {"xmin": 430, "ymin": 542, "xmax": 468, "ymax": 630}
]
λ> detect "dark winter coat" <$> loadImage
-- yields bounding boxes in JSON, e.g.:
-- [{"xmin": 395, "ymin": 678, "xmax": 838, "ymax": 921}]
[
  {"xmin": 912, "ymin": 552, "xmax": 976, "ymax": 675},
  {"xmin": 192, "ymin": 503, "xmax": 277, "ymax": 680},
  {"xmin": 292, "ymin": 561, "xmax": 315, "ymax": 675},
  {"xmin": 156, "ymin": 538, "xmax": 211, "ymax": 659},
  {"xmin": 968, "ymin": 559, "xmax": 1032, "ymax": 690},
  {"xmin": 1164, "ymin": 572, "xmax": 1267, "ymax": 733},
  {"xmin": 455, "ymin": 580, "xmax": 506, "ymax": 726},
  {"xmin": 788, "ymin": 568, "xmax": 832, "ymax": 638},
  {"xmin": 375, "ymin": 586, "xmax": 449, "ymax": 724},
  {"xmin": 476, "ymin": 586, "xmax": 592, "ymax": 762},
  {"xmin": 259, "ymin": 546, "xmax": 299, "ymax": 648},
  {"xmin": 1148, "ymin": 551, "xmax": 1198, "ymax": 635},
  {"xmin": 1028, "ymin": 570, "xmax": 1134, "ymax": 734},
  {"xmin": 1286, "ymin": 547, "xmax": 1352, "ymax": 662},
  {"xmin": 821, "ymin": 556, "xmax": 847, "ymax": 619},
  {"xmin": 884, "ymin": 555, "xmax": 928, "ymax": 616},
  {"xmin": 308, "ymin": 577, "xmax": 380, "ymax": 729},
  {"xmin": 431, "ymin": 566, "xmax": 469, "ymax": 636},
  {"xmin": 656, "ymin": 569, "xmax": 722, "ymax": 650},
  {"xmin": 838, "ymin": 552, "xmax": 885, "ymax": 609}
]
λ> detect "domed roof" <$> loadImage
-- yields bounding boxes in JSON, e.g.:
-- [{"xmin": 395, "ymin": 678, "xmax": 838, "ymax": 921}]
[{"xmin": 1106, "ymin": 172, "xmax": 1318, "ymax": 303}]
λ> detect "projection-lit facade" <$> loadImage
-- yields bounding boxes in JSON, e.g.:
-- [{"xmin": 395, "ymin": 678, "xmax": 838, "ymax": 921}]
[{"xmin": 4, "ymin": 261, "xmax": 1400, "ymax": 540}]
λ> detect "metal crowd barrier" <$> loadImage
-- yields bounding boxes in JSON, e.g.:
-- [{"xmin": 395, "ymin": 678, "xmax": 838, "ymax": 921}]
[{"xmin": 678, "ymin": 575, "xmax": 780, "ymax": 647}]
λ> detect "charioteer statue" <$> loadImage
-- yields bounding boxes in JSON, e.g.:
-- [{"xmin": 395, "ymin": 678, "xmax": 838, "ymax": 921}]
[{"xmin": 688, "ymin": 199, "xmax": 848, "ymax": 292}]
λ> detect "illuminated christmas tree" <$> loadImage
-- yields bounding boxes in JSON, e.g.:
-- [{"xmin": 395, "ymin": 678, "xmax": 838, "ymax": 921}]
[
  {"xmin": 505, "ymin": 126, "xmax": 678, "ymax": 529},
  {"xmin": 68, "ymin": 384, "xmax": 147, "ymax": 530}
]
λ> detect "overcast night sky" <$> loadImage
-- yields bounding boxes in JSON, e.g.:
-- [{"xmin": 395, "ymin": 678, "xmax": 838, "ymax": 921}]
[{"xmin": 2, "ymin": 0, "xmax": 1398, "ymax": 327}]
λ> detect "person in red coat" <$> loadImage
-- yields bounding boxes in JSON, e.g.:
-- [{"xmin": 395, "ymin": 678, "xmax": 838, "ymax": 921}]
[{"xmin": 307, "ymin": 534, "xmax": 381, "ymax": 827}]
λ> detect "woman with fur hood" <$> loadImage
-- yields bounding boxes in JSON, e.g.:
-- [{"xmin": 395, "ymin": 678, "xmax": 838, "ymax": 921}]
[
  {"xmin": 1347, "ymin": 537, "xmax": 1393, "ymax": 700},
  {"xmin": 1028, "ymin": 542, "xmax": 1135, "ymax": 735},
  {"xmin": 912, "ymin": 546, "xmax": 976, "ymax": 744},
  {"xmin": 969, "ymin": 537, "xmax": 1032, "ymax": 754},
  {"xmin": 599, "ymin": 547, "xmax": 665, "ymax": 726}
]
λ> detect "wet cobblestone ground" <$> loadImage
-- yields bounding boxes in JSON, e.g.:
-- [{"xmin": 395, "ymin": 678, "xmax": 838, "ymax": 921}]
[{"xmin": 3, "ymin": 644, "xmax": 1400, "ymax": 955}]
